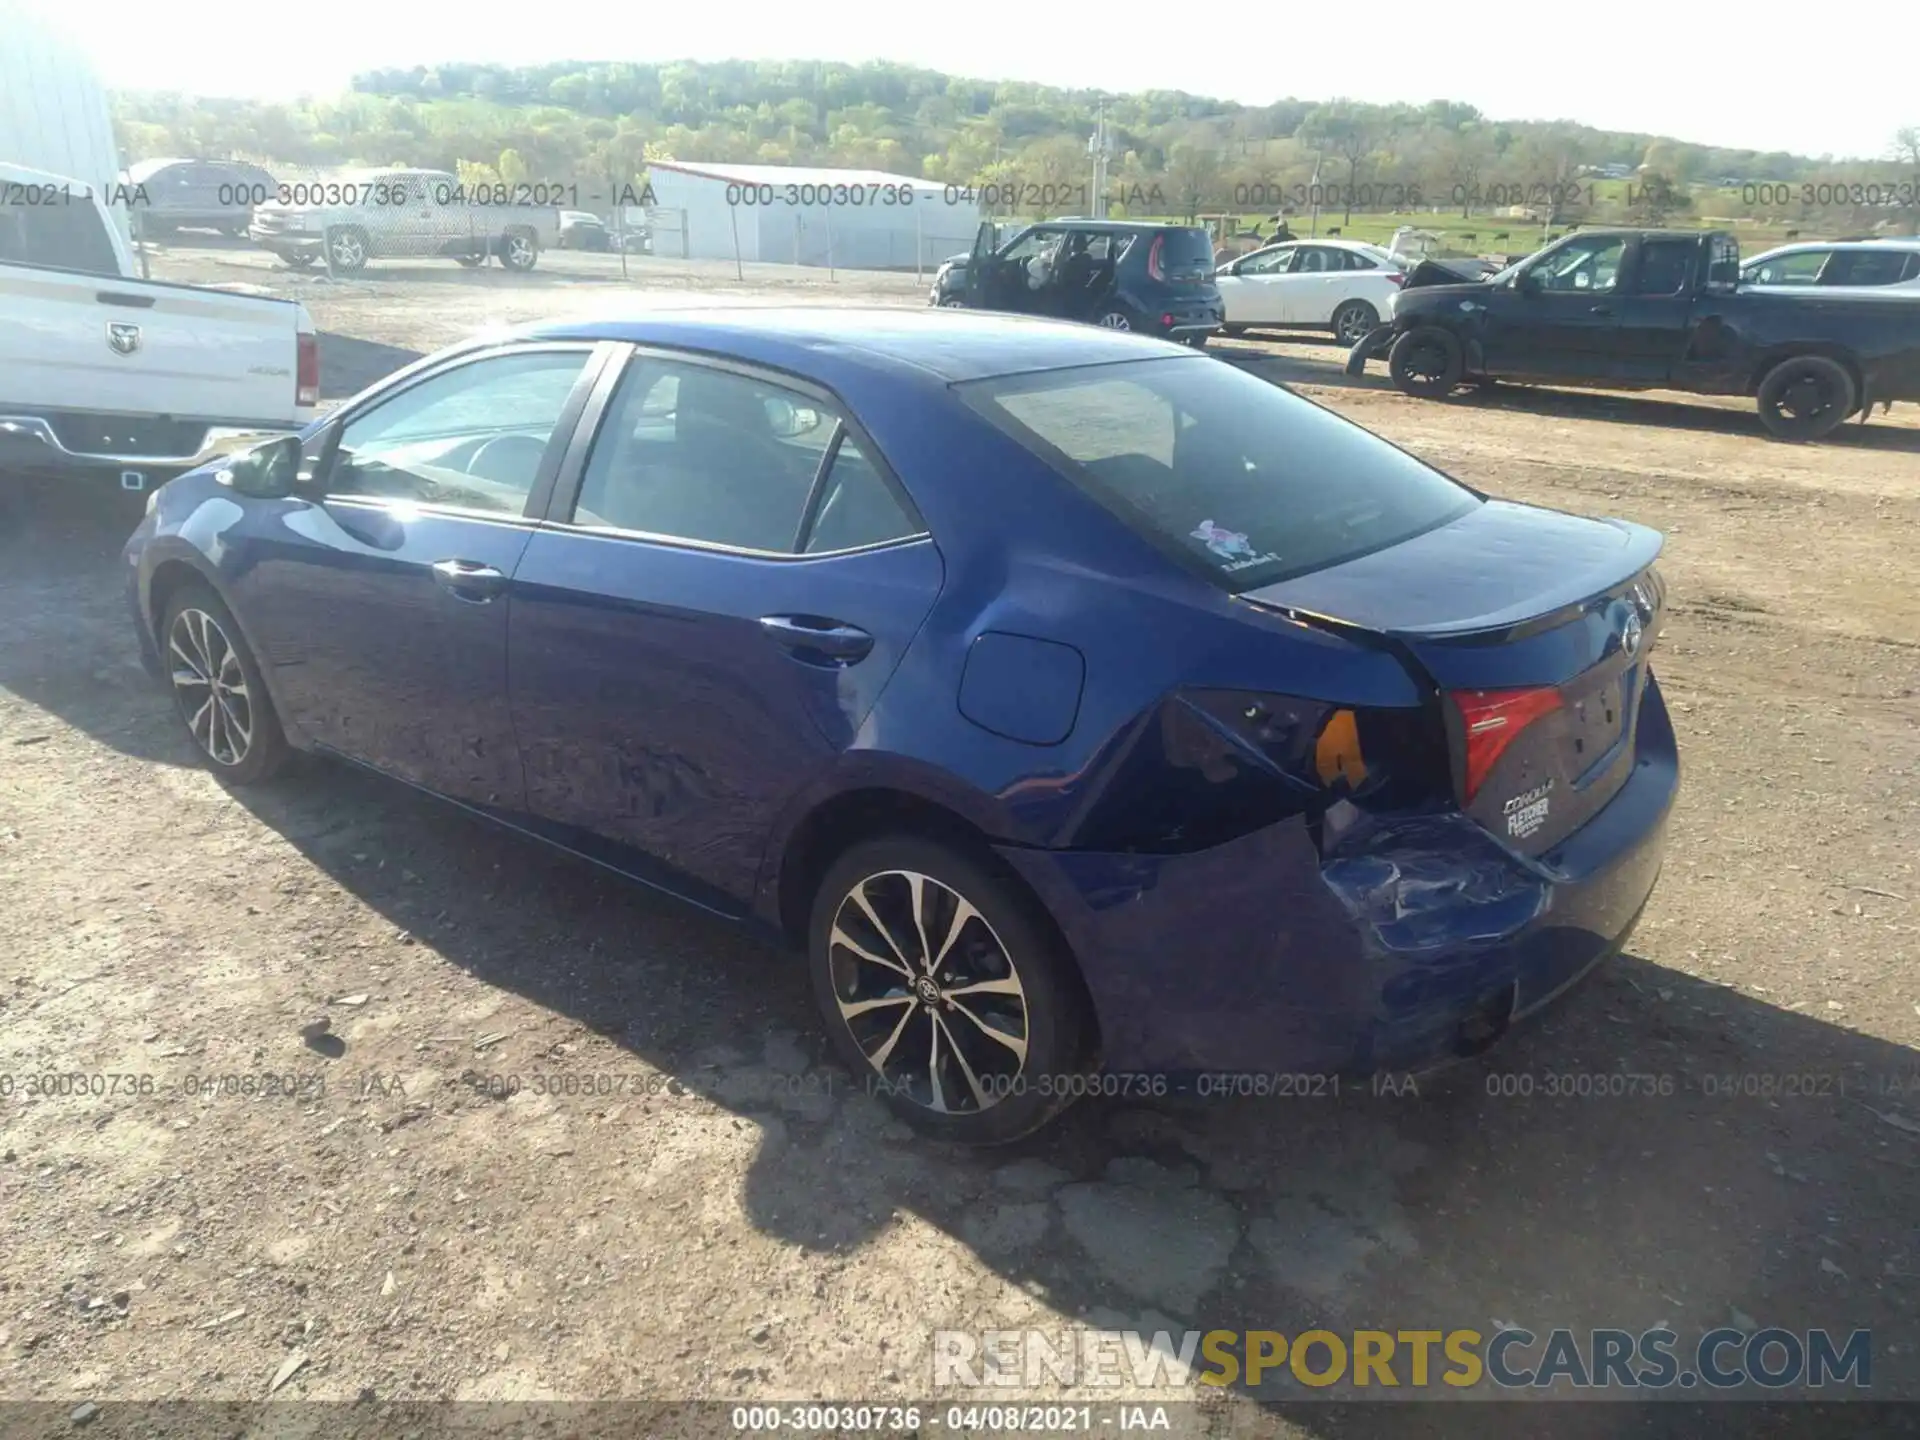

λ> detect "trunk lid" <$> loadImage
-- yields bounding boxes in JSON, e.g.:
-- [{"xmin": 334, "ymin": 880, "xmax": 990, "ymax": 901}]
[{"xmin": 1242, "ymin": 500, "xmax": 1666, "ymax": 856}]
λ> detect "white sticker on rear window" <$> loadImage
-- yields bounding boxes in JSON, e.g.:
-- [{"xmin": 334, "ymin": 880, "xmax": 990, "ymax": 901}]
[{"xmin": 1190, "ymin": 519, "xmax": 1280, "ymax": 573}]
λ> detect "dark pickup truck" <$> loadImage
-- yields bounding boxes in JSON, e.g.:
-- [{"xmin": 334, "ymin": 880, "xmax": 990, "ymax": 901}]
[{"xmin": 1347, "ymin": 229, "xmax": 1920, "ymax": 439}]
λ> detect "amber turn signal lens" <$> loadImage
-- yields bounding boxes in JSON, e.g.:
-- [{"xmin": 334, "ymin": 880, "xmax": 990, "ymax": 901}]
[{"xmin": 1315, "ymin": 709, "xmax": 1367, "ymax": 789}]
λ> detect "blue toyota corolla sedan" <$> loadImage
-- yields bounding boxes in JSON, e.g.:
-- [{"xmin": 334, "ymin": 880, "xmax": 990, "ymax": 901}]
[{"xmin": 124, "ymin": 307, "xmax": 1677, "ymax": 1142}]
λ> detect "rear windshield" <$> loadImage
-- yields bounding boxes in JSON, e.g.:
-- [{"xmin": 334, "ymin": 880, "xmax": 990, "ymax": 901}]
[
  {"xmin": 959, "ymin": 356, "xmax": 1479, "ymax": 591},
  {"xmin": 1153, "ymin": 228, "xmax": 1215, "ymax": 278}
]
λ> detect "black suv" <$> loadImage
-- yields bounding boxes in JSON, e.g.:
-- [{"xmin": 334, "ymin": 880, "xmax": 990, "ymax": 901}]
[{"xmin": 938, "ymin": 219, "xmax": 1224, "ymax": 346}]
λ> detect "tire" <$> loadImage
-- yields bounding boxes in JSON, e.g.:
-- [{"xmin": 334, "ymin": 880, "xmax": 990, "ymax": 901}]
[
  {"xmin": 1094, "ymin": 309, "xmax": 1133, "ymax": 331},
  {"xmin": 159, "ymin": 581, "xmax": 291, "ymax": 784},
  {"xmin": 498, "ymin": 229, "xmax": 538, "ymax": 272},
  {"xmin": 455, "ymin": 254, "xmax": 485, "ymax": 269},
  {"xmin": 939, "ymin": 297, "xmax": 966, "ymax": 308},
  {"xmin": 1331, "ymin": 299, "xmax": 1379, "ymax": 347},
  {"xmin": 808, "ymin": 835, "xmax": 1091, "ymax": 1145},
  {"xmin": 1756, "ymin": 355, "xmax": 1856, "ymax": 441},
  {"xmin": 325, "ymin": 226, "xmax": 369, "ymax": 274},
  {"xmin": 282, "ymin": 253, "xmax": 316, "ymax": 271},
  {"xmin": 1387, "ymin": 326, "xmax": 1465, "ymax": 399},
  {"xmin": 1221, "ymin": 324, "xmax": 1247, "ymax": 337}
]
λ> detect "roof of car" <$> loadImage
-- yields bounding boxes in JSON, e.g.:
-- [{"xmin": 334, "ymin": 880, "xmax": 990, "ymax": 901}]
[
  {"xmin": 517, "ymin": 306, "xmax": 1200, "ymax": 385},
  {"xmin": 1746, "ymin": 238, "xmax": 1920, "ymax": 257}
]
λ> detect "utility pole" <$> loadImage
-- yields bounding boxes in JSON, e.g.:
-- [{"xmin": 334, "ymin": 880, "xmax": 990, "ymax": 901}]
[
  {"xmin": 1308, "ymin": 152, "xmax": 1323, "ymax": 238},
  {"xmin": 1088, "ymin": 103, "xmax": 1112, "ymax": 218}
]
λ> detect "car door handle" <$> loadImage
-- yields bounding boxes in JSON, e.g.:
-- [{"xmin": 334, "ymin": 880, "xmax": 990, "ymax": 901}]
[
  {"xmin": 759, "ymin": 615, "xmax": 874, "ymax": 664},
  {"xmin": 430, "ymin": 559, "xmax": 507, "ymax": 602},
  {"xmin": 1589, "ymin": 303, "xmax": 1613, "ymax": 314}
]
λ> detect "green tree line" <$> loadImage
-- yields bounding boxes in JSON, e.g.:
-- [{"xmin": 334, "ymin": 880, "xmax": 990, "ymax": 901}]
[{"xmin": 112, "ymin": 63, "xmax": 1920, "ymax": 232}]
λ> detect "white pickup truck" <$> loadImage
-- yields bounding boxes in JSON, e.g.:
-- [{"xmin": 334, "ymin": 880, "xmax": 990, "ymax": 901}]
[{"xmin": 0, "ymin": 161, "xmax": 318, "ymax": 498}]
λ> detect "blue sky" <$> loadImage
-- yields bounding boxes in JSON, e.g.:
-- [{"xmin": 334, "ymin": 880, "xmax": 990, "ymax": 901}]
[{"xmin": 24, "ymin": 0, "xmax": 1920, "ymax": 161}]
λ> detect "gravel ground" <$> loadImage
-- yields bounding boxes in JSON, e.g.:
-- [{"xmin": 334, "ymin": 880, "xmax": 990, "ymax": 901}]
[{"xmin": 1, "ymin": 241, "xmax": 1916, "ymax": 1437}]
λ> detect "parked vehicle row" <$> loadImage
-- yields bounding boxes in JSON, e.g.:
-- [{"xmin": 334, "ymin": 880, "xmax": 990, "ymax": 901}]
[
  {"xmin": 1, "ymin": 160, "xmax": 318, "ymax": 500},
  {"xmin": 124, "ymin": 307, "xmax": 1678, "ymax": 1143},
  {"xmin": 1348, "ymin": 228, "xmax": 1920, "ymax": 440}
]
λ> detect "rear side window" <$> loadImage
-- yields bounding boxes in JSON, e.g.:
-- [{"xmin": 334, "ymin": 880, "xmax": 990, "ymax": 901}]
[
  {"xmin": 1823, "ymin": 249, "xmax": 1911, "ymax": 287},
  {"xmin": 1631, "ymin": 238, "xmax": 1696, "ymax": 295},
  {"xmin": 961, "ymin": 356, "xmax": 1478, "ymax": 591},
  {"xmin": 0, "ymin": 195, "xmax": 121, "ymax": 277},
  {"xmin": 1147, "ymin": 228, "xmax": 1215, "ymax": 281}
]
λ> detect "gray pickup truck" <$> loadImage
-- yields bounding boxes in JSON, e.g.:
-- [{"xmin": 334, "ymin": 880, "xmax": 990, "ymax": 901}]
[{"xmin": 249, "ymin": 168, "xmax": 563, "ymax": 274}]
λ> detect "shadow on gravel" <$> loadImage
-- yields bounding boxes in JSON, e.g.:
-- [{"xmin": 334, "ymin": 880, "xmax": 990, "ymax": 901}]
[
  {"xmin": 189, "ymin": 751, "xmax": 1920, "ymax": 1435},
  {"xmin": 1226, "ymin": 347, "xmax": 1920, "ymax": 452},
  {"xmin": 317, "ymin": 333, "xmax": 424, "ymax": 399}
]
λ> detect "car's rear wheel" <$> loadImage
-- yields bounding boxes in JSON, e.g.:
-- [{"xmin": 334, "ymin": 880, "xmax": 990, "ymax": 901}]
[
  {"xmin": 1332, "ymin": 299, "xmax": 1379, "ymax": 347},
  {"xmin": 940, "ymin": 297, "xmax": 966, "ymax": 308},
  {"xmin": 281, "ymin": 253, "xmax": 316, "ymax": 270},
  {"xmin": 325, "ymin": 226, "xmax": 369, "ymax": 274},
  {"xmin": 1756, "ymin": 355, "xmax": 1856, "ymax": 441},
  {"xmin": 1221, "ymin": 324, "xmax": 1248, "ymax": 337},
  {"xmin": 498, "ymin": 229, "xmax": 538, "ymax": 272},
  {"xmin": 1388, "ymin": 326, "xmax": 1464, "ymax": 398},
  {"xmin": 455, "ymin": 254, "xmax": 485, "ymax": 268},
  {"xmin": 808, "ymin": 836, "xmax": 1089, "ymax": 1145},
  {"xmin": 1094, "ymin": 309, "xmax": 1133, "ymax": 331},
  {"xmin": 160, "ymin": 582, "xmax": 290, "ymax": 784}
]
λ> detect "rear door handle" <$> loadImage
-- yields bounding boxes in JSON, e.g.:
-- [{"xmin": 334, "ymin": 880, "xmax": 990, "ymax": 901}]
[
  {"xmin": 1589, "ymin": 304, "xmax": 1613, "ymax": 314},
  {"xmin": 431, "ymin": 559, "xmax": 507, "ymax": 602},
  {"xmin": 759, "ymin": 615, "xmax": 874, "ymax": 665}
]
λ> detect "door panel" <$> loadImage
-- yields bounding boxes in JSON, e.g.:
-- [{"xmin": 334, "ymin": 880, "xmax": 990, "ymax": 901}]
[
  {"xmin": 508, "ymin": 352, "xmax": 943, "ymax": 904},
  {"xmin": 1613, "ymin": 237, "xmax": 1701, "ymax": 383},
  {"xmin": 1481, "ymin": 235, "xmax": 1630, "ymax": 378},
  {"xmin": 230, "ymin": 345, "xmax": 601, "ymax": 805}
]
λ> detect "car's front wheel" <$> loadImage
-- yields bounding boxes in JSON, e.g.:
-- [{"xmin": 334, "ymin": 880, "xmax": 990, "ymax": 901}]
[
  {"xmin": 809, "ymin": 836, "xmax": 1090, "ymax": 1144},
  {"xmin": 160, "ymin": 582, "xmax": 291, "ymax": 783},
  {"xmin": 1387, "ymin": 326, "xmax": 1464, "ymax": 398},
  {"xmin": 1094, "ymin": 309, "xmax": 1132, "ymax": 331}
]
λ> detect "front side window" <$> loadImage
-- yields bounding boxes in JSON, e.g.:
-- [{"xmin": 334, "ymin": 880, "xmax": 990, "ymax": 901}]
[
  {"xmin": 328, "ymin": 349, "xmax": 592, "ymax": 514},
  {"xmin": 1531, "ymin": 235, "xmax": 1627, "ymax": 292},
  {"xmin": 962, "ymin": 356, "xmax": 1478, "ymax": 591},
  {"xmin": 1746, "ymin": 249, "xmax": 1826, "ymax": 286},
  {"xmin": 572, "ymin": 359, "xmax": 916, "ymax": 553},
  {"xmin": 1238, "ymin": 246, "xmax": 1294, "ymax": 276}
]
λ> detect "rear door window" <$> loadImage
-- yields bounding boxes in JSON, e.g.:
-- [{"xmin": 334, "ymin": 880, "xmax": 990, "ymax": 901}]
[
  {"xmin": 961, "ymin": 355, "xmax": 1478, "ymax": 590},
  {"xmin": 0, "ymin": 194, "xmax": 121, "ymax": 276},
  {"xmin": 1629, "ymin": 238, "xmax": 1697, "ymax": 295},
  {"xmin": 1822, "ymin": 249, "xmax": 1910, "ymax": 287}
]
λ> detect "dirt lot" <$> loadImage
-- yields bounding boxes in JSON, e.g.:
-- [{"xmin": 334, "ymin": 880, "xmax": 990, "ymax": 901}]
[{"xmin": 1, "ymin": 242, "xmax": 1917, "ymax": 1436}]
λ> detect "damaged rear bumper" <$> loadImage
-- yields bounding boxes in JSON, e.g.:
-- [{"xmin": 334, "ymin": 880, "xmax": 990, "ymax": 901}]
[{"xmin": 998, "ymin": 676, "xmax": 1679, "ymax": 1080}]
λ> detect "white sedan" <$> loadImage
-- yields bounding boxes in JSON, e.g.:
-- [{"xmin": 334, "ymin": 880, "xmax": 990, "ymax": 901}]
[
  {"xmin": 1740, "ymin": 240, "xmax": 1920, "ymax": 299},
  {"xmin": 1214, "ymin": 240, "xmax": 1407, "ymax": 345}
]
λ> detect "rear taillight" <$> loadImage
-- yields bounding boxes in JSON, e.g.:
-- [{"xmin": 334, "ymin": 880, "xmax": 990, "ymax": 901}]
[
  {"xmin": 1452, "ymin": 687, "xmax": 1562, "ymax": 803},
  {"xmin": 1384, "ymin": 272, "xmax": 1406, "ymax": 286},
  {"xmin": 1148, "ymin": 235, "xmax": 1165, "ymax": 281},
  {"xmin": 296, "ymin": 332, "xmax": 320, "ymax": 408}
]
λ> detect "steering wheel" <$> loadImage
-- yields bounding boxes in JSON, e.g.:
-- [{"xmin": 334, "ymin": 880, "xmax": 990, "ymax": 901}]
[{"xmin": 465, "ymin": 433, "xmax": 549, "ymax": 488}]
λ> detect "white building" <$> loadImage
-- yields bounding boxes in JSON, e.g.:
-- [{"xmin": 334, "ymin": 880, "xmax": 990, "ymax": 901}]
[
  {"xmin": 645, "ymin": 160, "xmax": 982, "ymax": 272},
  {"xmin": 0, "ymin": 3, "xmax": 125, "ymax": 238}
]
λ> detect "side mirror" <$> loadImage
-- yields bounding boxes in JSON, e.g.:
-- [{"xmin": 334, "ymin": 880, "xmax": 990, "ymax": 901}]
[
  {"xmin": 217, "ymin": 435, "xmax": 303, "ymax": 499},
  {"xmin": 763, "ymin": 398, "xmax": 823, "ymax": 439}
]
